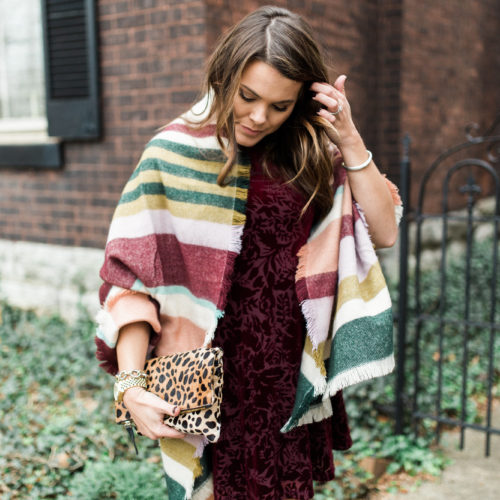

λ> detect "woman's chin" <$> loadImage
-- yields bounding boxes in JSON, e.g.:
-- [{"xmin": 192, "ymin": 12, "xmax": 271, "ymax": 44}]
[{"xmin": 235, "ymin": 129, "xmax": 264, "ymax": 148}]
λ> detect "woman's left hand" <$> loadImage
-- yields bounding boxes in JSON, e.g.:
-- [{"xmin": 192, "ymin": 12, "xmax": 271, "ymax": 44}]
[
  {"xmin": 312, "ymin": 75, "xmax": 399, "ymax": 249},
  {"xmin": 311, "ymin": 75, "xmax": 360, "ymax": 149}
]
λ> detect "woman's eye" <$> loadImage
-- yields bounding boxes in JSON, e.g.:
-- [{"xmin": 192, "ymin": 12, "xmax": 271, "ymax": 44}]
[
  {"xmin": 239, "ymin": 90, "xmax": 288, "ymax": 112},
  {"xmin": 273, "ymin": 105, "xmax": 288, "ymax": 112},
  {"xmin": 239, "ymin": 91, "xmax": 254, "ymax": 102}
]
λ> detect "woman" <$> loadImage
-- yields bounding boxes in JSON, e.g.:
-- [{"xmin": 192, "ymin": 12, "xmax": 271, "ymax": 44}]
[{"xmin": 96, "ymin": 6, "xmax": 401, "ymax": 500}]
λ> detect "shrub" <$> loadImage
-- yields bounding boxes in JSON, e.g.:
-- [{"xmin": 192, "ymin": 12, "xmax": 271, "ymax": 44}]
[{"xmin": 64, "ymin": 460, "xmax": 166, "ymax": 499}]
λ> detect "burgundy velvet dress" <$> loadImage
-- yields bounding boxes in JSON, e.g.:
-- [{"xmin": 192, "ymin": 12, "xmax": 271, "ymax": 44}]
[{"xmin": 211, "ymin": 149, "xmax": 352, "ymax": 500}]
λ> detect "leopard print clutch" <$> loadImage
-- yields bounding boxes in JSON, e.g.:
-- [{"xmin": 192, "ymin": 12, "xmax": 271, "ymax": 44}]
[{"xmin": 115, "ymin": 347, "xmax": 223, "ymax": 443}]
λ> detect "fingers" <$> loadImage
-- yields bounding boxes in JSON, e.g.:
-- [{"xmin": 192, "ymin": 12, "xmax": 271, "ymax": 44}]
[
  {"xmin": 141, "ymin": 421, "xmax": 186, "ymax": 440},
  {"xmin": 311, "ymin": 79, "xmax": 345, "ymax": 99},
  {"xmin": 132, "ymin": 405, "xmax": 186, "ymax": 440},
  {"xmin": 334, "ymin": 74, "xmax": 347, "ymax": 94},
  {"xmin": 311, "ymin": 79, "xmax": 347, "ymax": 118},
  {"xmin": 154, "ymin": 396, "xmax": 181, "ymax": 418},
  {"xmin": 157, "ymin": 423, "xmax": 187, "ymax": 439},
  {"xmin": 313, "ymin": 91, "xmax": 342, "ymax": 113},
  {"xmin": 310, "ymin": 81, "xmax": 332, "ymax": 94},
  {"xmin": 317, "ymin": 108, "xmax": 339, "ymax": 125},
  {"xmin": 123, "ymin": 389, "xmax": 185, "ymax": 440},
  {"xmin": 134, "ymin": 389, "xmax": 181, "ymax": 417}
]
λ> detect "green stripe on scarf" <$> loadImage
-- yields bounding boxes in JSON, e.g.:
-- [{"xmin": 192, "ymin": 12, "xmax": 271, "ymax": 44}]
[
  {"xmin": 327, "ymin": 309, "xmax": 394, "ymax": 376},
  {"xmin": 119, "ymin": 182, "xmax": 247, "ymax": 214},
  {"xmin": 133, "ymin": 157, "xmax": 222, "ymax": 185},
  {"xmin": 280, "ymin": 372, "xmax": 316, "ymax": 432},
  {"xmin": 149, "ymin": 138, "xmax": 227, "ymax": 163},
  {"xmin": 164, "ymin": 475, "xmax": 187, "ymax": 500},
  {"xmin": 281, "ymin": 309, "xmax": 394, "ymax": 432}
]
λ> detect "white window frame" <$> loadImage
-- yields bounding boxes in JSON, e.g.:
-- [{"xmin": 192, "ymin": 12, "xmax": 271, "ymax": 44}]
[{"xmin": 0, "ymin": 0, "xmax": 49, "ymax": 144}]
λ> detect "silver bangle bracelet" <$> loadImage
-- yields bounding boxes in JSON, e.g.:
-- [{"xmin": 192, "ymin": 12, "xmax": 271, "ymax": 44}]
[{"xmin": 342, "ymin": 150, "xmax": 372, "ymax": 171}]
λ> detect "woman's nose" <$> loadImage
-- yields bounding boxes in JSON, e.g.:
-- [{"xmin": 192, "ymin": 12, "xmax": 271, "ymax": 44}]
[{"xmin": 249, "ymin": 105, "xmax": 266, "ymax": 125}]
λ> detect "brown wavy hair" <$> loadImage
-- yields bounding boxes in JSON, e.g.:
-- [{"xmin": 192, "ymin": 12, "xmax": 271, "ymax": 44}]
[{"xmin": 194, "ymin": 5, "xmax": 336, "ymax": 217}]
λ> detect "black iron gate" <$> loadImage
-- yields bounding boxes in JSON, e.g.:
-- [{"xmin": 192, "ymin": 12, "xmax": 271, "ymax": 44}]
[{"xmin": 395, "ymin": 116, "xmax": 500, "ymax": 456}]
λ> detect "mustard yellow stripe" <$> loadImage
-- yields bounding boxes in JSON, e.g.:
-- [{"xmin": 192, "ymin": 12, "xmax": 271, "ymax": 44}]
[
  {"xmin": 303, "ymin": 332, "xmax": 332, "ymax": 357},
  {"xmin": 122, "ymin": 169, "xmax": 248, "ymax": 201},
  {"xmin": 236, "ymin": 163, "xmax": 251, "ymax": 179},
  {"xmin": 336, "ymin": 262, "xmax": 386, "ymax": 313},
  {"xmin": 160, "ymin": 437, "xmax": 201, "ymax": 476},
  {"xmin": 303, "ymin": 336, "xmax": 327, "ymax": 376},
  {"xmin": 113, "ymin": 195, "xmax": 244, "ymax": 225},
  {"xmin": 142, "ymin": 146, "xmax": 226, "ymax": 176},
  {"xmin": 140, "ymin": 146, "xmax": 252, "ymax": 181}
]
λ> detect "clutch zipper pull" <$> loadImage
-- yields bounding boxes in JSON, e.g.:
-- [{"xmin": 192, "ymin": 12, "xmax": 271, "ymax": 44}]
[{"xmin": 123, "ymin": 420, "xmax": 138, "ymax": 455}]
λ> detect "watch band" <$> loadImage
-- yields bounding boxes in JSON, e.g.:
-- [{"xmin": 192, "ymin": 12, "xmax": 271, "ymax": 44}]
[
  {"xmin": 114, "ymin": 375, "xmax": 147, "ymax": 402},
  {"xmin": 115, "ymin": 369, "xmax": 148, "ymax": 381}
]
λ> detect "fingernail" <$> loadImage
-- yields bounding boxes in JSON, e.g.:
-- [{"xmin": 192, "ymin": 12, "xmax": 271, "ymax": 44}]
[{"xmin": 173, "ymin": 406, "xmax": 179, "ymax": 414}]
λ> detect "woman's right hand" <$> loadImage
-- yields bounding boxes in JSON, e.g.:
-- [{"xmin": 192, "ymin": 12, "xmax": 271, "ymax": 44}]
[{"xmin": 123, "ymin": 387, "xmax": 186, "ymax": 440}]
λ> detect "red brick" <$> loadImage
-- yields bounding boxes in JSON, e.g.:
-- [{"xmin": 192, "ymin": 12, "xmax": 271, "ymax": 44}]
[{"xmin": 0, "ymin": 0, "xmax": 497, "ymax": 248}]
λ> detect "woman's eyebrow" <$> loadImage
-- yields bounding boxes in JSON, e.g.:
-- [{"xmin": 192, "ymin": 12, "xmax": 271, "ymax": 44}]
[{"xmin": 240, "ymin": 84, "xmax": 296, "ymax": 104}]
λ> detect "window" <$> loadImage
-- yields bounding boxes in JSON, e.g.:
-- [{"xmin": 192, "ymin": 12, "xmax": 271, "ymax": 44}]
[
  {"xmin": 0, "ymin": 0, "xmax": 48, "ymax": 144},
  {"xmin": 0, "ymin": 0, "xmax": 100, "ymax": 168}
]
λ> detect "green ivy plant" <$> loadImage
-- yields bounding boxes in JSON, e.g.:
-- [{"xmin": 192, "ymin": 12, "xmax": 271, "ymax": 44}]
[
  {"xmin": 62, "ymin": 460, "xmax": 166, "ymax": 500},
  {"xmin": 0, "ymin": 236, "xmax": 497, "ymax": 499}
]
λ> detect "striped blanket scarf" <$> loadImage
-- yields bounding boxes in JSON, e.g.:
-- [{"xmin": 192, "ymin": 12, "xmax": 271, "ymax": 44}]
[{"xmin": 96, "ymin": 107, "xmax": 402, "ymax": 499}]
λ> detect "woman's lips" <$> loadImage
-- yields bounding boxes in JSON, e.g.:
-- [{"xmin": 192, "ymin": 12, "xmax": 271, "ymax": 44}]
[{"xmin": 239, "ymin": 124, "xmax": 262, "ymax": 136}]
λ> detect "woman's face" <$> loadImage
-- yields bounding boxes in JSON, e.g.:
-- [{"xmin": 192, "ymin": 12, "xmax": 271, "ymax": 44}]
[{"xmin": 233, "ymin": 60, "xmax": 302, "ymax": 147}]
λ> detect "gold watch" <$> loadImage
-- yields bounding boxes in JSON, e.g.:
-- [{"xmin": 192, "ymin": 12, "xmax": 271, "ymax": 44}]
[{"xmin": 113, "ymin": 375, "xmax": 147, "ymax": 403}]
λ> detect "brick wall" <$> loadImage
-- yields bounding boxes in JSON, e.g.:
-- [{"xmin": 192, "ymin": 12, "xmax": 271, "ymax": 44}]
[
  {"xmin": 376, "ymin": 0, "xmax": 403, "ymax": 182},
  {"xmin": 401, "ymin": 0, "xmax": 500, "ymax": 210},
  {"xmin": 0, "ymin": 0, "xmax": 498, "ymax": 249},
  {"xmin": 0, "ymin": 0, "xmax": 206, "ymax": 248}
]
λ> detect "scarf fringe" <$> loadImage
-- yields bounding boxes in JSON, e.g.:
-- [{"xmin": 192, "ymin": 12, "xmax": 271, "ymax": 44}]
[
  {"xmin": 181, "ymin": 434, "xmax": 208, "ymax": 459},
  {"xmin": 300, "ymin": 299, "xmax": 334, "ymax": 352},
  {"xmin": 313, "ymin": 376, "xmax": 328, "ymax": 397},
  {"xmin": 323, "ymin": 355, "xmax": 395, "ymax": 399},
  {"xmin": 217, "ymin": 225, "xmax": 244, "ymax": 309},
  {"xmin": 230, "ymin": 224, "xmax": 244, "ymax": 255},
  {"xmin": 279, "ymin": 398, "xmax": 333, "ymax": 433},
  {"xmin": 295, "ymin": 244, "xmax": 308, "ymax": 283},
  {"xmin": 95, "ymin": 308, "xmax": 118, "ymax": 348},
  {"xmin": 294, "ymin": 399, "xmax": 333, "ymax": 427},
  {"xmin": 394, "ymin": 204, "xmax": 403, "ymax": 225},
  {"xmin": 203, "ymin": 314, "xmax": 220, "ymax": 348},
  {"xmin": 192, "ymin": 474, "xmax": 213, "ymax": 500},
  {"xmin": 194, "ymin": 436, "xmax": 209, "ymax": 458},
  {"xmin": 353, "ymin": 201, "xmax": 369, "ymax": 230},
  {"xmin": 94, "ymin": 337, "xmax": 118, "ymax": 375}
]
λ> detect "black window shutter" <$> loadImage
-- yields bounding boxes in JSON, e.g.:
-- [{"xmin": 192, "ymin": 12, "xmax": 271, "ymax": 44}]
[{"xmin": 41, "ymin": 0, "xmax": 100, "ymax": 139}]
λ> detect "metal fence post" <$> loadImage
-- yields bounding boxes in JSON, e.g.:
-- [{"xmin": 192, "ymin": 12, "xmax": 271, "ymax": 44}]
[{"xmin": 395, "ymin": 134, "xmax": 411, "ymax": 434}]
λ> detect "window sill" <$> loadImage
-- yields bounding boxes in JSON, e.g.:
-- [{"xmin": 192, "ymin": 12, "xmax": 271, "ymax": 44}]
[{"xmin": 0, "ymin": 141, "xmax": 62, "ymax": 168}]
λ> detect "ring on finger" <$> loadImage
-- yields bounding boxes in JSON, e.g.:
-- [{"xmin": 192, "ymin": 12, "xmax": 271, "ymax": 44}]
[{"xmin": 329, "ymin": 104, "xmax": 343, "ymax": 116}]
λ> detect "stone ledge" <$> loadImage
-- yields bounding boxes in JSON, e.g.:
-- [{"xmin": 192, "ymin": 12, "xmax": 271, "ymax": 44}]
[{"xmin": 0, "ymin": 239, "xmax": 104, "ymax": 322}]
